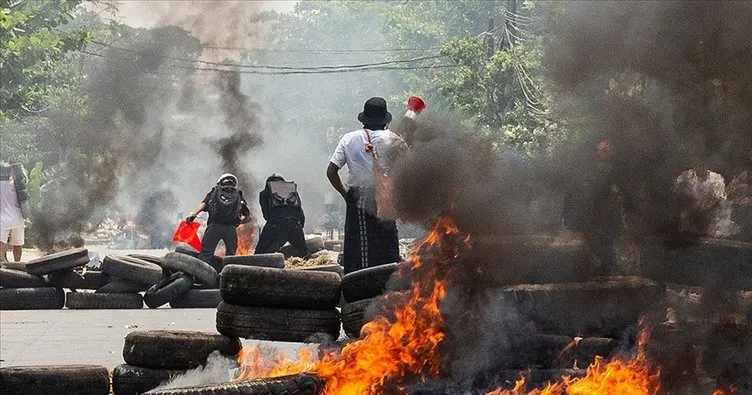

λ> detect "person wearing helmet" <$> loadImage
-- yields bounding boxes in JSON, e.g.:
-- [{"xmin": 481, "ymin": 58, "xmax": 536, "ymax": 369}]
[
  {"xmin": 186, "ymin": 173, "xmax": 251, "ymax": 263},
  {"xmin": 254, "ymin": 173, "xmax": 309, "ymax": 257}
]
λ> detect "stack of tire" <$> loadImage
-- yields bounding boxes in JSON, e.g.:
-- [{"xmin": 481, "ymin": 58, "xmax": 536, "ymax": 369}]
[
  {"xmin": 0, "ymin": 248, "xmax": 90, "ymax": 310},
  {"xmin": 0, "ymin": 365, "xmax": 110, "ymax": 395},
  {"xmin": 340, "ymin": 262, "xmax": 402, "ymax": 339},
  {"xmin": 111, "ymin": 330, "xmax": 241, "ymax": 395},
  {"xmin": 216, "ymin": 253, "xmax": 342, "ymax": 342}
]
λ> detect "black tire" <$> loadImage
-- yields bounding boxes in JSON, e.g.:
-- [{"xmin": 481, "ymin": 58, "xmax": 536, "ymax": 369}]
[
  {"xmin": 163, "ymin": 252, "xmax": 218, "ymax": 287},
  {"xmin": 223, "ymin": 253, "xmax": 285, "ymax": 269},
  {"xmin": 169, "ymin": 289, "xmax": 222, "ymax": 309},
  {"xmin": 66, "ymin": 292, "xmax": 144, "ymax": 309},
  {"xmin": 96, "ymin": 279, "xmax": 149, "ymax": 293},
  {"xmin": 0, "ymin": 287, "xmax": 65, "ymax": 310},
  {"xmin": 216, "ymin": 302, "xmax": 340, "ymax": 342},
  {"xmin": 0, "ymin": 268, "xmax": 48, "ymax": 288},
  {"xmin": 341, "ymin": 297, "xmax": 379, "ymax": 339},
  {"xmin": 47, "ymin": 270, "xmax": 110, "ymax": 290},
  {"xmin": 123, "ymin": 330, "xmax": 241, "ymax": 370},
  {"xmin": 112, "ymin": 364, "xmax": 184, "ymax": 395},
  {"xmin": 220, "ymin": 265, "xmax": 340, "ymax": 309},
  {"xmin": 101, "ymin": 255, "xmax": 163, "ymax": 285},
  {"xmin": 24, "ymin": 248, "xmax": 89, "ymax": 275},
  {"xmin": 174, "ymin": 244, "xmax": 200, "ymax": 258},
  {"xmin": 0, "ymin": 364, "xmax": 110, "ymax": 395},
  {"xmin": 341, "ymin": 263, "xmax": 399, "ymax": 303},
  {"xmin": 296, "ymin": 264, "xmax": 344, "ymax": 278},
  {"xmin": 305, "ymin": 235, "xmax": 325, "ymax": 253},
  {"xmin": 143, "ymin": 374, "xmax": 325, "ymax": 395},
  {"xmin": 128, "ymin": 254, "xmax": 165, "ymax": 266},
  {"xmin": 144, "ymin": 273, "xmax": 194, "ymax": 309}
]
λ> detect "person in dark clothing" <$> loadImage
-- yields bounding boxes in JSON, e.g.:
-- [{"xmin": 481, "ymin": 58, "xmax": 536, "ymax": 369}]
[
  {"xmin": 186, "ymin": 173, "xmax": 251, "ymax": 263},
  {"xmin": 254, "ymin": 174, "xmax": 309, "ymax": 257}
]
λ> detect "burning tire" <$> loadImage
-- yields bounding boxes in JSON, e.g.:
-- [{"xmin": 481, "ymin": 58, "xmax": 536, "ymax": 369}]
[
  {"xmin": 66, "ymin": 291, "xmax": 144, "ymax": 309},
  {"xmin": 0, "ymin": 268, "xmax": 48, "ymax": 288},
  {"xmin": 96, "ymin": 279, "xmax": 149, "ymax": 293},
  {"xmin": 0, "ymin": 364, "xmax": 110, "ymax": 395},
  {"xmin": 174, "ymin": 244, "xmax": 200, "ymax": 258},
  {"xmin": 296, "ymin": 264, "xmax": 344, "ymax": 278},
  {"xmin": 142, "ymin": 373, "xmax": 325, "ymax": 395},
  {"xmin": 0, "ymin": 287, "xmax": 65, "ymax": 310},
  {"xmin": 25, "ymin": 248, "xmax": 89, "ymax": 276},
  {"xmin": 122, "ymin": 330, "xmax": 242, "ymax": 370},
  {"xmin": 101, "ymin": 255, "xmax": 163, "ymax": 285},
  {"xmin": 163, "ymin": 252, "xmax": 218, "ymax": 288},
  {"xmin": 220, "ymin": 265, "xmax": 341, "ymax": 310},
  {"xmin": 222, "ymin": 253, "xmax": 285, "ymax": 269},
  {"xmin": 216, "ymin": 301, "xmax": 340, "ymax": 342},
  {"xmin": 47, "ymin": 270, "xmax": 110, "ymax": 290},
  {"xmin": 112, "ymin": 364, "xmax": 184, "ymax": 395},
  {"xmin": 144, "ymin": 272, "xmax": 194, "ymax": 308},
  {"xmin": 169, "ymin": 289, "xmax": 222, "ymax": 309},
  {"xmin": 341, "ymin": 262, "xmax": 399, "ymax": 303},
  {"xmin": 341, "ymin": 297, "xmax": 379, "ymax": 339}
]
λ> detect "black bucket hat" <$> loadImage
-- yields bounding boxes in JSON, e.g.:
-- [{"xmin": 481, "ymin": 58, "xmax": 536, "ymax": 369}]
[{"xmin": 358, "ymin": 97, "xmax": 392, "ymax": 125}]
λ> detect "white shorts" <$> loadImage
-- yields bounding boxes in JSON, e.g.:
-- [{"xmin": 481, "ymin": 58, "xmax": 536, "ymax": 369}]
[{"xmin": 0, "ymin": 226, "xmax": 24, "ymax": 246}]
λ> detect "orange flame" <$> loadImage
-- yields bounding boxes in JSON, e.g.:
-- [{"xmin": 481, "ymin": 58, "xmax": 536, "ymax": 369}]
[
  {"xmin": 235, "ymin": 223, "xmax": 256, "ymax": 256},
  {"xmin": 486, "ymin": 329, "xmax": 660, "ymax": 395},
  {"xmin": 235, "ymin": 216, "xmax": 468, "ymax": 394},
  {"xmin": 713, "ymin": 387, "xmax": 737, "ymax": 395}
]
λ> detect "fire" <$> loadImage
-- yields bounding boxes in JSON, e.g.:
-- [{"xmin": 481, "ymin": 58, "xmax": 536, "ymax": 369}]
[
  {"xmin": 486, "ymin": 330, "xmax": 660, "ymax": 395},
  {"xmin": 235, "ymin": 223, "xmax": 256, "ymax": 256},
  {"xmin": 235, "ymin": 216, "xmax": 469, "ymax": 394},
  {"xmin": 713, "ymin": 388, "xmax": 737, "ymax": 395}
]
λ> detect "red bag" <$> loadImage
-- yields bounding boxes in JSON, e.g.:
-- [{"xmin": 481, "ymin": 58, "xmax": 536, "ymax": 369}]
[{"xmin": 172, "ymin": 220, "xmax": 202, "ymax": 251}]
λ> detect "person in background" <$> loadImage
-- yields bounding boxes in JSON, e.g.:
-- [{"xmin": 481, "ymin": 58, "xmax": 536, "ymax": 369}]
[
  {"xmin": 0, "ymin": 163, "xmax": 25, "ymax": 262},
  {"xmin": 254, "ymin": 173, "xmax": 309, "ymax": 257},
  {"xmin": 186, "ymin": 173, "xmax": 252, "ymax": 263},
  {"xmin": 326, "ymin": 97, "xmax": 412, "ymax": 274}
]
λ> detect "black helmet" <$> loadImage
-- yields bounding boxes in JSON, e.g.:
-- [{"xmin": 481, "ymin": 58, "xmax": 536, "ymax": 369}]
[{"xmin": 265, "ymin": 173, "xmax": 285, "ymax": 183}]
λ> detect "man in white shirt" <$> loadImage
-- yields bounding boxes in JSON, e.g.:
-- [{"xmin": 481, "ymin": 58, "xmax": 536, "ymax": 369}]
[
  {"xmin": 0, "ymin": 163, "xmax": 25, "ymax": 262},
  {"xmin": 326, "ymin": 97, "xmax": 405, "ymax": 274}
]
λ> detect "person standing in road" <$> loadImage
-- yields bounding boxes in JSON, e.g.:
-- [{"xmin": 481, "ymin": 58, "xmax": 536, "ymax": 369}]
[
  {"xmin": 254, "ymin": 173, "xmax": 309, "ymax": 257},
  {"xmin": 0, "ymin": 163, "xmax": 25, "ymax": 262},
  {"xmin": 326, "ymin": 97, "xmax": 410, "ymax": 274},
  {"xmin": 186, "ymin": 173, "xmax": 252, "ymax": 263}
]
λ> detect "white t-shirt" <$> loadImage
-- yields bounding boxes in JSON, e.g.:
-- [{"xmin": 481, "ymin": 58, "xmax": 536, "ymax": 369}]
[
  {"xmin": 0, "ymin": 180, "xmax": 23, "ymax": 229},
  {"xmin": 329, "ymin": 128, "xmax": 404, "ymax": 187}
]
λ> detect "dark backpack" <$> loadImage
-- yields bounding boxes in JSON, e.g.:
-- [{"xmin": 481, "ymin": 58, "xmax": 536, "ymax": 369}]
[
  {"xmin": 267, "ymin": 180, "xmax": 301, "ymax": 209},
  {"xmin": 208, "ymin": 186, "xmax": 243, "ymax": 224}
]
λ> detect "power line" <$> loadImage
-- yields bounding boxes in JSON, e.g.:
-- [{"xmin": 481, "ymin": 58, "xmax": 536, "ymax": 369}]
[{"xmin": 200, "ymin": 46, "xmax": 440, "ymax": 53}]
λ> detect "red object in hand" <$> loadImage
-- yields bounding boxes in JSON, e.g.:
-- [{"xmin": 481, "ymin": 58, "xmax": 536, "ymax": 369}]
[
  {"xmin": 172, "ymin": 220, "xmax": 202, "ymax": 252},
  {"xmin": 406, "ymin": 96, "xmax": 426, "ymax": 113}
]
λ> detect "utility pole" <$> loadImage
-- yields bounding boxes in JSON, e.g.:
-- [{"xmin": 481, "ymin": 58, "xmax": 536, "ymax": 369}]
[
  {"xmin": 485, "ymin": 17, "xmax": 495, "ymax": 59},
  {"xmin": 505, "ymin": 0, "xmax": 517, "ymax": 48}
]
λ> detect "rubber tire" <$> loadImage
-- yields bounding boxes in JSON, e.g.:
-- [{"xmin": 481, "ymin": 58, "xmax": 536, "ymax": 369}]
[
  {"xmin": 127, "ymin": 254, "xmax": 165, "ymax": 266},
  {"xmin": 169, "ymin": 289, "xmax": 222, "ymax": 309},
  {"xmin": 0, "ymin": 287, "xmax": 65, "ymax": 310},
  {"xmin": 123, "ymin": 330, "xmax": 241, "ymax": 370},
  {"xmin": 143, "ymin": 373, "xmax": 325, "ymax": 395},
  {"xmin": 66, "ymin": 292, "xmax": 144, "ymax": 309},
  {"xmin": 220, "ymin": 265, "xmax": 340, "ymax": 309},
  {"xmin": 163, "ymin": 252, "xmax": 218, "ymax": 287},
  {"xmin": 101, "ymin": 255, "xmax": 163, "ymax": 285},
  {"xmin": 47, "ymin": 270, "xmax": 110, "ymax": 290},
  {"xmin": 25, "ymin": 248, "xmax": 89, "ymax": 275},
  {"xmin": 0, "ymin": 268, "xmax": 48, "ymax": 287},
  {"xmin": 144, "ymin": 273, "xmax": 194, "ymax": 308},
  {"xmin": 96, "ymin": 279, "xmax": 149, "ymax": 293},
  {"xmin": 112, "ymin": 364, "xmax": 184, "ymax": 395},
  {"xmin": 305, "ymin": 235, "xmax": 325, "ymax": 253},
  {"xmin": 223, "ymin": 253, "xmax": 285, "ymax": 269},
  {"xmin": 341, "ymin": 263, "xmax": 399, "ymax": 303},
  {"xmin": 216, "ymin": 302, "xmax": 340, "ymax": 342},
  {"xmin": 0, "ymin": 364, "xmax": 110, "ymax": 395},
  {"xmin": 341, "ymin": 297, "xmax": 380, "ymax": 339},
  {"xmin": 296, "ymin": 264, "xmax": 344, "ymax": 278},
  {"xmin": 174, "ymin": 244, "xmax": 200, "ymax": 258}
]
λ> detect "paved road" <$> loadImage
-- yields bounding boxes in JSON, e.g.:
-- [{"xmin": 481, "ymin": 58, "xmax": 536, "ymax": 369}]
[{"xmin": 0, "ymin": 309, "xmax": 306, "ymax": 368}]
